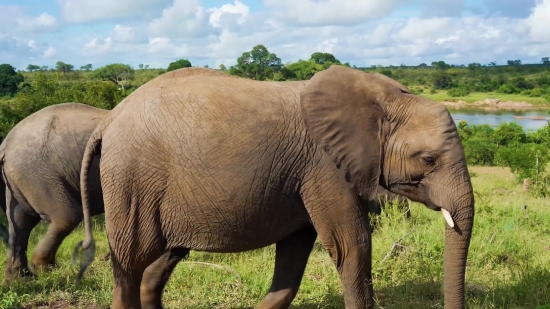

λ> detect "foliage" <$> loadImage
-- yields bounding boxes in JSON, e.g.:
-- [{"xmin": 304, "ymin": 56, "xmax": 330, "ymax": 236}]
[
  {"xmin": 0, "ymin": 64, "xmax": 24, "ymax": 97},
  {"xmin": 80, "ymin": 64, "xmax": 93, "ymax": 71},
  {"xmin": 0, "ymin": 73, "xmax": 125, "ymax": 141},
  {"xmin": 55, "ymin": 61, "xmax": 74, "ymax": 75},
  {"xmin": 167, "ymin": 59, "xmax": 192, "ymax": 72},
  {"xmin": 447, "ymin": 86, "xmax": 470, "ymax": 97},
  {"xmin": 458, "ymin": 120, "xmax": 550, "ymax": 197},
  {"xmin": 284, "ymin": 60, "xmax": 325, "ymax": 80},
  {"xmin": 229, "ymin": 44, "xmax": 283, "ymax": 81},
  {"xmin": 90, "ymin": 63, "xmax": 135, "ymax": 92}
]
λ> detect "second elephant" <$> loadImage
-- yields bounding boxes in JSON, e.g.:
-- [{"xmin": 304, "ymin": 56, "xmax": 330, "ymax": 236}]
[{"xmin": 0, "ymin": 102, "xmax": 107, "ymax": 279}]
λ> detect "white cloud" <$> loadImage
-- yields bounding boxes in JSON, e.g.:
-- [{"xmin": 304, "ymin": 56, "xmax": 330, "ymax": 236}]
[
  {"xmin": 42, "ymin": 46, "xmax": 57, "ymax": 58},
  {"xmin": 57, "ymin": 0, "xmax": 170, "ymax": 23},
  {"xmin": 147, "ymin": 0, "xmax": 212, "ymax": 38},
  {"xmin": 0, "ymin": 6, "xmax": 58, "ymax": 34},
  {"xmin": 16, "ymin": 12, "xmax": 58, "ymax": 33},
  {"xmin": 0, "ymin": 35, "xmax": 56, "ymax": 60},
  {"xmin": 207, "ymin": 0, "xmax": 249, "ymax": 28},
  {"xmin": 263, "ymin": 0, "xmax": 404, "ymax": 26},
  {"xmin": 525, "ymin": 0, "xmax": 550, "ymax": 42},
  {"xmin": 3, "ymin": 0, "xmax": 550, "ymax": 71},
  {"xmin": 110, "ymin": 25, "xmax": 149, "ymax": 44}
]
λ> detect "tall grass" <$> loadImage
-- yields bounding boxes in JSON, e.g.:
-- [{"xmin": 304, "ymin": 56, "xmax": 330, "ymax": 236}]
[{"xmin": 0, "ymin": 165, "xmax": 549, "ymax": 308}]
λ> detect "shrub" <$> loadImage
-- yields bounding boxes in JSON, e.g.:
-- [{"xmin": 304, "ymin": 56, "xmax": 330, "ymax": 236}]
[
  {"xmin": 497, "ymin": 84, "xmax": 518, "ymax": 94},
  {"xmin": 529, "ymin": 88, "xmax": 543, "ymax": 97},
  {"xmin": 447, "ymin": 87, "xmax": 470, "ymax": 97}
]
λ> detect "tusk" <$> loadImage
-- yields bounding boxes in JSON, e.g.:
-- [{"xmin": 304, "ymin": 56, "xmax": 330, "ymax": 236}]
[{"xmin": 442, "ymin": 209, "xmax": 454, "ymax": 228}]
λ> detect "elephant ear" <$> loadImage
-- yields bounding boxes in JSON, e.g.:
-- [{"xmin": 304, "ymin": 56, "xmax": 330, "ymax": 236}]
[{"xmin": 300, "ymin": 65, "xmax": 397, "ymax": 201}]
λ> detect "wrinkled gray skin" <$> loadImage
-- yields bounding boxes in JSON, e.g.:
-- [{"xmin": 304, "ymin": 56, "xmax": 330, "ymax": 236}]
[
  {"xmin": 75, "ymin": 66, "xmax": 474, "ymax": 309},
  {"xmin": 0, "ymin": 103, "xmax": 107, "ymax": 280}
]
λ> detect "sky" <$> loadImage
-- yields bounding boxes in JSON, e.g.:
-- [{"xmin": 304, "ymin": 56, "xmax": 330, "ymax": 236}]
[{"xmin": 0, "ymin": 0, "xmax": 549, "ymax": 70}]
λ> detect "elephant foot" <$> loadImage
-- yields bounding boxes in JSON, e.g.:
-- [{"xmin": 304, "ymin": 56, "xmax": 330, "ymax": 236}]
[
  {"xmin": 3, "ymin": 264, "xmax": 37, "ymax": 283},
  {"xmin": 31, "ymin": 259, "xmax": 58, "ymax": 274},
  {"xmin": 255, "ymin": 289, "xmax": 293, "ymax": 309}
]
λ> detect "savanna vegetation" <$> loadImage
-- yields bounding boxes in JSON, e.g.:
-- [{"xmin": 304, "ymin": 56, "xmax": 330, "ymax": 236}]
[{"xmin": 0, "ymin": 45, "xmax": 549, "ymax": 309}]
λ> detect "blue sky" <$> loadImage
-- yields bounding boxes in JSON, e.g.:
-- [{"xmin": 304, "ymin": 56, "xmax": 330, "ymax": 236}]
[{"xmin": 0, "ymin": 0, "xmax": 548, "ymax": 70}]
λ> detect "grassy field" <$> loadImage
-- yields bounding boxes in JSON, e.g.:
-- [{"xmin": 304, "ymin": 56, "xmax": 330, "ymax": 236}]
[{"xmin": 0, "ymin": 166, "xmax": 549, "ymax": 309}]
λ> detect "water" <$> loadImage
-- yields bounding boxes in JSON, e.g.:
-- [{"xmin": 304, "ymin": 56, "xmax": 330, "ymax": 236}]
[{"xmin": 449, "ymin": 108, "xmax": 550, "ymax": 132}]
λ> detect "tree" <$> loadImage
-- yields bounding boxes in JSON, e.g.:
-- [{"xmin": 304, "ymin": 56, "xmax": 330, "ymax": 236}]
[
  {"xmin": 229, "ymin": 44, "xmax": 283, "ymax": 81},
  {"xmin": 26, "ymin": 64, "xmax": 40, "ymax": 72},
  {"xmin": 310, "ymin": 52, "xmax": 340, "ymax": 64},
  {"xmin": 167, "ymin": 59, "xmax": 192, "ymax": 72},
  {"xmin": 285, "ymin": 60, "xmax": 324, "ymax": 80},
  {"xmin": 91, "ymin": 63, "xmax": 135, "ymax": 92},
  {"xmin": 431, "ymin": 60, "xmax": 450, "ymax": 71},
  {"xmin": 0, "ymin": 64, "xmax": 25, "ymax": 97},
  {"xmin": 39, "ymin": 65, "xmax": 49, "ymax": 71},
  {"xmin": 219, "ymin": 64, "xmax": 227, "ymax": 71},
  {"xmin": 80, "ymin": 64, "xmax": 93, "ymax": 71},
  {"xmin": 507, "ymin": 59, "xmax": 521, "ymax": 66},
  {"xmin": 467, "ymin": 63, "xmax": 482, "ymax": 76},
  {"xmin": 542, "ymin": 57, "xmax": 550, "ymax": 65},
  {"xmin": 138, "ymin": 64, "xmax": 144, "ymax": 69},
  {"xmin": 55, "ymin": 61, "xmax": 74, "ymax": 75}
]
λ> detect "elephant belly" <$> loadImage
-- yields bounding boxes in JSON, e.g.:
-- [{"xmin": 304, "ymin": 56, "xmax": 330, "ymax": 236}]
[{"xmin": 162, "ymin": 192, "xmax": 313, "ymax": 253}]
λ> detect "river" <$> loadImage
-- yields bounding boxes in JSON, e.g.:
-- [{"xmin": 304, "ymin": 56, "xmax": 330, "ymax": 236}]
[{"xmin": 449, "ymin": 108, "xmax": 549, "ymax": 132}]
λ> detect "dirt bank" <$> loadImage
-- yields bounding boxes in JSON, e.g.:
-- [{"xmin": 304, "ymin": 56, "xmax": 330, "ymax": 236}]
[{"xmin": 441, "ymin": 98, "xmax": 550, "ymax": 111}]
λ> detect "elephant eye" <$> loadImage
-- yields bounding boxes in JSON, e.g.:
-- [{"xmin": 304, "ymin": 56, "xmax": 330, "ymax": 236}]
[{"xmin": 421, "ymin": 156, "xmax": 436, "ymax": 166}]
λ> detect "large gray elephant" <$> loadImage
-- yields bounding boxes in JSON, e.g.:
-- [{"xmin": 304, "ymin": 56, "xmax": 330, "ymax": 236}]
[
  {"xmin": 74, "ymin": 66, "xmax": 474, "ymax": 309},
  {"xmin": 0, "ymin": 102, "xmax": 107, "ymax": 279}
]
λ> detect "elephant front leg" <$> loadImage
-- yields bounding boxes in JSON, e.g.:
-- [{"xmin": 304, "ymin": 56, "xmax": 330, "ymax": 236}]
[
  {"xmin": 255, "ymin": 227, "xmax": 317, "ymax": 309},
  {"xmin": 4, "ymin": 189, "xmax": 40, "ymax": 281},
  {"xmin": 303, "ymin": 189, "xmax": 375, "ymax": 309},
  {"xmin": 140, "ymin": 247, "xmax": 190, "ymax": 309}
]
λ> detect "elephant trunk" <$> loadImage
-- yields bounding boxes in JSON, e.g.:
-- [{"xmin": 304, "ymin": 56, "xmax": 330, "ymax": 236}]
[{"xmin": 442, "ymin": 178, "xmax": 474, "ymax": 309}]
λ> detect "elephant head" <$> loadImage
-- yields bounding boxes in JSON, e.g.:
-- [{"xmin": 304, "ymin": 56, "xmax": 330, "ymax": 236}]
[{"xmin": 300, "ymin": 65, "xmax": 474, "ymax": 308}]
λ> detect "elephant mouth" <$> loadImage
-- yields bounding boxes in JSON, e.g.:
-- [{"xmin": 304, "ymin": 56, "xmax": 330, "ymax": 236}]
[{"xmin": 385, "ymin": 182, "xmax": 455, "ymax": 228}]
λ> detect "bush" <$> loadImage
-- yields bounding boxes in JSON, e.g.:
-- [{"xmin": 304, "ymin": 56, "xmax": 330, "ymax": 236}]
[
  {"xmin": 497, "ymin": 84, "xmax": 519, "ymax": 94},
  {"xmin": 458, "ymin": 120, "xmax": 550, "ymax": 196},
  {"xmin": 447, "ymin": 87, "xmax": 470, "ymax": 97},
  {"xmin": 494, "ymin": 142, "xmax": 549, "ymax": 184},
  {"xmin": 529, "ymin": 88, "xmax": 543, "ymax": 97}
]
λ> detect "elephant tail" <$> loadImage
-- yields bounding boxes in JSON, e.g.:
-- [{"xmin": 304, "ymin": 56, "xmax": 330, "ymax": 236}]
[{"xmin": 72, "ymin": 126, "xmax": 103, "ymax": 284}]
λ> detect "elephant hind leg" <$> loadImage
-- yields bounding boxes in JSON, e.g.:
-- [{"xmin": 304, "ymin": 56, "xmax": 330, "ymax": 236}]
[
  {"xmin": 31, "ymin": 220, "xmax": 79, "ymax": 272},
  {"xmin": 140, "ymin": 247, "xmax": 190, "ymax": 309},
  {"xmin": 4, "ymin": 188, "xmax": 40, "ymax": 280},
  {"xmin": 255, "ymin": 227, "xmax": 317, "ymax": 309}
]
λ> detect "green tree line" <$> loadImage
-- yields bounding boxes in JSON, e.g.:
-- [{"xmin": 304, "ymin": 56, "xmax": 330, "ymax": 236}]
[{"xmin": 1, "ymin": 45, "xmax": 550, "ymax": 191}]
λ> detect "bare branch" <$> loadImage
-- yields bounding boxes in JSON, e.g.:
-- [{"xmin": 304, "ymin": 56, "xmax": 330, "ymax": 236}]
[{"xmin": 381, "ymin": 225, "xmax": 420, "ymax": 263}]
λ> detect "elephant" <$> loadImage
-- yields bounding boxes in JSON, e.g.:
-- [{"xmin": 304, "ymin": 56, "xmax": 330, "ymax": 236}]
[
  {"xmin": 74, "ymin": 66, "xmax": 475, "ymax": 309},
  {"xmin": 0, "ymin": 102, "xmax": 107, "ymax": 280}
]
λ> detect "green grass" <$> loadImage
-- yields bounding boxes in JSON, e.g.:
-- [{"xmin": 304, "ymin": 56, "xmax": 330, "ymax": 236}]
[
  {"xmin": 0, "ymin": 166, "xmax": 549, "ymax": 308},
  {"xmin": 421, "ymin": 90, "xmax": 550, "ymax": 105}
]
